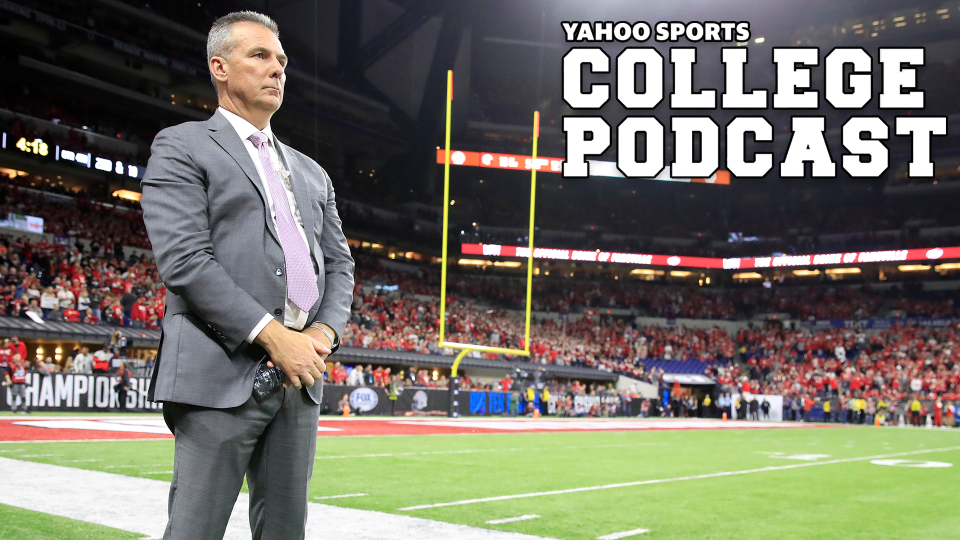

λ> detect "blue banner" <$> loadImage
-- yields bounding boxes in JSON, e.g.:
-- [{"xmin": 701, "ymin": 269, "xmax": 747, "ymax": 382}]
[
  {"xmin": 489, "ymin": 392, "xmax": 505, "ymax": 414},
  {"xmin": 468, "ymin": 391, "xmax": 511, "ymax": 416},
  {"xmin": 469, "ymin": 392, "xmax": 487, "ymax": 414}
]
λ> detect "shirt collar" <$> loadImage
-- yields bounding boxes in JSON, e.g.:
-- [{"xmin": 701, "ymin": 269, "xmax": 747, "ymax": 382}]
[{"xmin": 217, "ymin": 106, "xmax": 274, "ymax": 146}]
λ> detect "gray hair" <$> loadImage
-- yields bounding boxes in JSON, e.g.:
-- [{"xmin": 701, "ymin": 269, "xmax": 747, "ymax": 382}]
[{"xmin": 206, "ymin": 11, "xmax": 280, "ymax": 89}]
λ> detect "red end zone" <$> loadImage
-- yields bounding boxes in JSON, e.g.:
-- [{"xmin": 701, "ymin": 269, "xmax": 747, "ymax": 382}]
[{"xmin": 0, "ymin": 416, "xmax": 826, "ymax": 442}]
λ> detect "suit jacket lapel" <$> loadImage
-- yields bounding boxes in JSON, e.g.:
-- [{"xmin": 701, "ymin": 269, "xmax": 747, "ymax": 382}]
[
  {"xmin": 277, "ymin": 142, "xmax": 317, "ymax": 260},
  {"xmin": 206, "ymin": 111, "xmax": 281, "ymax": 246}
]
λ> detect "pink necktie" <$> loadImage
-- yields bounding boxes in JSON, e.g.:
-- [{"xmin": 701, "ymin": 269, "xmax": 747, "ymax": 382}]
[{"xmin": 249, "ymin": 131, "xmax": 318, "ymax": 312}]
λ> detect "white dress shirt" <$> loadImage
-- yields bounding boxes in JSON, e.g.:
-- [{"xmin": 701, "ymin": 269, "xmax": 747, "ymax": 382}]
[{"xmin": 216, "ymin": 107, "xmax": 316, "ymax": 342}]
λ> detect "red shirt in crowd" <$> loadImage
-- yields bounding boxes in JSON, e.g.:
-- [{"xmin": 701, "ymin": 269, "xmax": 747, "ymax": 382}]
[
  {"xmin": 8, "ymin": 358, "xmax": 27, "ymax": 384},
  {"xmin": 11, "ymin": 341, "xmax": 27, "ymax": 361},
  {"xmin": 132, "ymin": 302, "xmax": 146, "ymax": 322}
]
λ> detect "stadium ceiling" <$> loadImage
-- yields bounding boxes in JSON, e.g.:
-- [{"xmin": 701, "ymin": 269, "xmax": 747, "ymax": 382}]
[{"xmin": 261, "ymin": 0, "xmax": 960, "ymax": 200}]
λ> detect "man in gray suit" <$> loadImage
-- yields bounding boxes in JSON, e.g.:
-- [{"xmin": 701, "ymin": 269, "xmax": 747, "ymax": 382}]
[{"xmin": 140, "ymin": 10, "xmax": 355, "ymax": 540}]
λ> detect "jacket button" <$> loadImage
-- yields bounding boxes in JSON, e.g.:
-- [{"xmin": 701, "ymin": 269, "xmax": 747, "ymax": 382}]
[
  {"xmin": 274, "ymin": 308, "xmax": 283, "ymax": 316},
  {"xmin": 276, "ymin": 268, "xmax": 283, "ymax": 276}
]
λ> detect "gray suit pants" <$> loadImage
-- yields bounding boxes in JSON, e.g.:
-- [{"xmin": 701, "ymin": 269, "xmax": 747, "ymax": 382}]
[{"xmin": 162, "ymin": 386, "xmax": 321, "ymax": 539}]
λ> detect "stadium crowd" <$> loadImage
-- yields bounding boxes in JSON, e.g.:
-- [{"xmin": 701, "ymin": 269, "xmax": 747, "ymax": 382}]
[
  {"xmin": 0, "ymin": 226, "xmax": 165, "ymax": 331},
  {"xmin": 1, "ymin": 181, "xmax": 960, "ymax": 423},
  {"xmin": 726, "ymin": 321, "xmax": 960, "ymax": 425},
  {"xmin": 0, "ymin": 181, "xmax": 149, "ymax": 247},
  {"xmin": 344, "ymin": 287, "xmax": 736, "ymax": 379},
  {"xmin": 356, "ymin": 257, "xmax": 958, "ymax": 320}
]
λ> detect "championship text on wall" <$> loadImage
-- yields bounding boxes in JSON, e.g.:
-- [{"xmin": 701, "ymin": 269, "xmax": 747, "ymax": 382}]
[
  {"xmin": 560, "ymin": 21, "xmax": 947, "ymax": 179},
  {"xmin": 3, "ymin": 373, "xmax": 161, "ymax": 412}
]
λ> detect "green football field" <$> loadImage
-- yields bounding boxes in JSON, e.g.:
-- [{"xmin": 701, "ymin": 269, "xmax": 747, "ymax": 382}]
[{"xmin": 1, "ymin": 422, "xmax": 959, "ymax": 539}]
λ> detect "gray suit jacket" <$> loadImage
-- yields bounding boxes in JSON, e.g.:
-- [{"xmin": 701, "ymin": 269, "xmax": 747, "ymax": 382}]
[{"xmin": 141, "ymin": 109, "xmax": 355, "ymax": 408}]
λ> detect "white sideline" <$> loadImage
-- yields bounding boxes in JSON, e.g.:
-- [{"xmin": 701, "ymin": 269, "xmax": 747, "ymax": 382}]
[
  {"xmin": 596, "ymin": 528, "xmax": 650, "ymax": 539},
  {"xmin": 315, "ymin": 442, "xmax": 660, "ymax": 460},
  {"xmin": 312, "ymin": 493, "xmax": 368, "ymax": 500},
  {"xmin": 0, "ymin": 457, "xmax": 558, "ymax": 540},
  {"xmin": 487, "ymin": 515, "xmax": 540, "ymax": 525},
  {"xmin": 399, "ymin": 445, "xmax": 960, "ymax": 511}
]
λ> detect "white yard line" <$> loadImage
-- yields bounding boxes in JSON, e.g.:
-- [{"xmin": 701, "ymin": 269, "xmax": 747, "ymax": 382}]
[
  {"xmin": 315, "ymin": 442, "xmax": 658, "ymax": 460},
  {"xmin": 487, "ymin": 515, "xmax": 540, "ymax": 525},
  {"xmin": 399, "ymin": 445, "xmax": 960, "ymax": 511},
  {"xmin": 0, "ymin": 438, "xmax": 170, "ymax": 444},
  {"xmin": 58, "ymin": 459, "xmax": 104, "ymax": 463},
  {"xmin": 596, "ymin": 528, "xmax": 650, "ymax": 539},
  {"xmin": 0, "ymin": 457, "xmax": 559, "ymax": 540},
  {"xmin": 312, "ymin": 493, "xmax": 368, "ymax": 500},
  {"xmin": 13, "ymin": 419, "xmax": 173, "ymax": 435},
  {"xmin": 0, "ymin": 416, "xmax": 161, "ymax": 421}
]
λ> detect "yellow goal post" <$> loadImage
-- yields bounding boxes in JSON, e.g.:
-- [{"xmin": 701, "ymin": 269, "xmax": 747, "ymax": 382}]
[{"xmin": 437, "ymin": 69, "xmax": 539, "ymax": 377}]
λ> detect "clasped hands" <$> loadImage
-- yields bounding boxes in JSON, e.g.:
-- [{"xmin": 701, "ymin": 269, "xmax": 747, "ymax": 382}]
[{"xmin": 253, "ymin": 319, "xmax": 331, "ymax": 389}]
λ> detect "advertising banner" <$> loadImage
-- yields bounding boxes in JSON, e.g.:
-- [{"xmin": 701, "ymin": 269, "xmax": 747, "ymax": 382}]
[
  {"xmin": 2, "ymin": 372, "xmax": 161, "ymax": 412},
  {"xmin": 0, "ymin": 213, "xmax": 43, "ymax": 234},
  {"xmin": 322, "ymin": 385, "xmax": 390, "ymax": 416},
  {"xmin": 799, "ymin": 318, "xmax": 957, "ymax": 330},
  {"xmin": 466, "ymin": 391, "xmax": 510, "ymax": 415},
  {"xmin": 435, "ymin": 149, "xmax": 731, "ymax": 184},
  {"xmin": 729, "ymin": 393, "xmax": 783, "ymax": 422},
  {"xmin": 395, "ymin": 387, "xmax": 449, "ymax": 414},
  {"xmin": 462, "ymin": 243, "xmax": 960, "ymax": 271}
]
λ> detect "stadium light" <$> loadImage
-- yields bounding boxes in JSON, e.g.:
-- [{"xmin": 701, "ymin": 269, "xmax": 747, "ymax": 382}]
[
  {"xmin": 897, "ymin": 265, "xmax": 930, "ymax": 272},
  {"xmin": 825, "ymin": 268, "xmax": 861, "ymax": 275},
  {"xmin": 792, "ymin": 269, "xmax": 821, "ymax": 276},
  {"xmin": 733, "ymin": 272, "xmax": 763, "ymax": 280}
]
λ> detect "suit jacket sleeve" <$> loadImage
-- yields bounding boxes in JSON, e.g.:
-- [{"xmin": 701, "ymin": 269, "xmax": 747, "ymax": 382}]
[
  {"xmin": 141, "ymin": 127, "xmax": 271, "ymax": 353},
  {"xmin": 310, "ymin": 167, "xmax": 354, "ymax": 346}
]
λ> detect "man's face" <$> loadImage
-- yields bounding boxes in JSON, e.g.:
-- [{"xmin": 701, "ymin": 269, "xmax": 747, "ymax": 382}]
[{"xmin": 217, "ymin": 22, "xmax": 287, "ymax": 113}]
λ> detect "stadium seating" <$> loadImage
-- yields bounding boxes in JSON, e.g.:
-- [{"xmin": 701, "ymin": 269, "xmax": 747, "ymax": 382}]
[{"xmin": 1, "ymin": 180, "xmax": 959, "ymax": 406}]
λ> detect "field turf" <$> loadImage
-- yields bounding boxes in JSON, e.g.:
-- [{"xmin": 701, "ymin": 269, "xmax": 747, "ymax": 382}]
[
  {"xmin": 0, "ymin": 503, "xmax": 142, "ymax": 539},
  {"xmin": 1, "ymin": 421, "xmax": 958, "ymax": 539}
]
